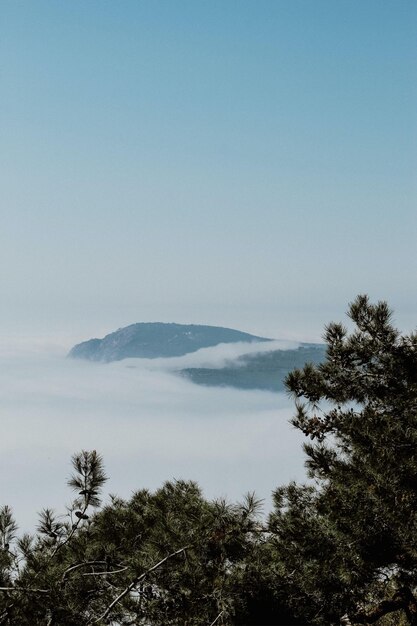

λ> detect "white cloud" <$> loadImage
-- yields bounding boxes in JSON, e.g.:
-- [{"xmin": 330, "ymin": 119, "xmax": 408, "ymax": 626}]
[{"xmin": 121, "ymin": 338, "xmax": 301, "ymax": 371}]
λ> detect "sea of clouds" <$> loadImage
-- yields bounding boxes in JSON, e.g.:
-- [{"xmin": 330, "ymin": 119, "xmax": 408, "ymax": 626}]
[{"xmin": 0, "ymin": 339, "xmax": 307, "ymax": 532}]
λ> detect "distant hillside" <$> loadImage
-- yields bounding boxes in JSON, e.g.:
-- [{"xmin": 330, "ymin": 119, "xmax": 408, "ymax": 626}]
[
  {"xmin": 68, "ymin": 323, "xmax": 326, "ymax": 392},
  {"xmin": 68, "ymin": 322, "xmax": 270, "ymax": 362},
  {"xmin": 181, "ymin": 345, "xmax": 326, "ymax": 392}
]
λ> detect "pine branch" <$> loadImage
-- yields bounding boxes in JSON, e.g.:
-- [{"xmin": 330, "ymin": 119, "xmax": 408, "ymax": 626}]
[{"xmin": 0, "ymin": 506, "xmax": 18, "ymax": 549}]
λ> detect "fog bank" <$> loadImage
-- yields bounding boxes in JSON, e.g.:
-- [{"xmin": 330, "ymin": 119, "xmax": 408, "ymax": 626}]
[{"xmin": 0, "ymin": 341, "xmax": 306, "ymax": 531}]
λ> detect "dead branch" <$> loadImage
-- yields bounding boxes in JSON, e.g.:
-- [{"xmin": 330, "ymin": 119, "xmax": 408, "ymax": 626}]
[
  {"xmin": 92, "ymin": 544, "xmax": 190, "ymax": 624},
  {"xmin": 0, "ymin": 586, "xmax": 49, "ymax": 594},
  {"xmin": 82, "ymin": 567, "xmax": 128, "ymax": 576},
  {"xmin": 209, "ymin": 609, "xmax": 225, "ymax": 626},
  {"xmin": 61, "ymin": 560, "xmax": 109, "ymax": 583}
]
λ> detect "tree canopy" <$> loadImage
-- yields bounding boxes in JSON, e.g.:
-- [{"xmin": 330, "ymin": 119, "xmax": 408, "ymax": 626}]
[{"xmin": 0, "ymin": 451, "xmax": 294, "ymax": 625}]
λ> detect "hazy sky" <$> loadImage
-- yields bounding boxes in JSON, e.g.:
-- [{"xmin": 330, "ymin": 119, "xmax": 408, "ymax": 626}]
[{"xmin": 2, "ymin": 0, "xmax": 416, "ymax": 344}]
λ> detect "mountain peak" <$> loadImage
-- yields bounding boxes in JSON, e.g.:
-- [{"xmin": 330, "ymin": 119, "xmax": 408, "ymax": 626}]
[{"xmin": 68, "ymin": 322, "xmax": 271, "ymax": 362}]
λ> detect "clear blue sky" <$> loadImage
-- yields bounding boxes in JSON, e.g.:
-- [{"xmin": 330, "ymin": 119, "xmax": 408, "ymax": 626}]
[{"xmin": 1, "ymin": 0, "xmax": 416, "ymax": 343}]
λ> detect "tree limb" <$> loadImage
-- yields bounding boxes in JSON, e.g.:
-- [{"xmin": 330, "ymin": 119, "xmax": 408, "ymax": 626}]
[
  {"xmin": 92, "ymin": 544, "xmax": 190, "ymax": 624},
  {"xmin": 0, "ymin": 586, "xmax": 49, "ymax": 594},
  {"xmin": 82, "ymin": 567, "xmax": 128, "ymax": 576},
  {"xmin": 61, "ymin": 560, "xmax": 109, "ymax": 583},
  {"xmin": 349, "ymin": 587, "xmax": 417, "ymax": 625},
  {"xmin": 209, "ymin": 610, "xmax": 224, "ymax": 626},
  {"xmin": 50, "ymin": 506, "xmax": 87, "ymax": 558}
]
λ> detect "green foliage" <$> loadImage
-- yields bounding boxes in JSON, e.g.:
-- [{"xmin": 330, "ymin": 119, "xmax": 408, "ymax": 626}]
[
  {"xmin": 270, "ymin": 295, "xmax": 417, "ymax": 625},
  {"xmin": 68, "ymin": 450, "xmax": 108, "ymax": 509},
  {"xmin": 0, "ymin": 454, "xmax": 295, "ymax": 625}
]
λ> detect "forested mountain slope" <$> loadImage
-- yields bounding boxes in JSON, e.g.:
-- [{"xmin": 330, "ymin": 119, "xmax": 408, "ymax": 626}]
[{"xmin": 181, "ymin": 345, "xmax": 325, "ymax": 392}]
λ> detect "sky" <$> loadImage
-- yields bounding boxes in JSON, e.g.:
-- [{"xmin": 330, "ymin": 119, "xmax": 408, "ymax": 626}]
[
  {"xmin": 1, "ymin": 0, "xmax": 416, "ymax": 345},
  {"xmin": 0, "ymin": 0, "xmax": 416, "ymax": 533}
]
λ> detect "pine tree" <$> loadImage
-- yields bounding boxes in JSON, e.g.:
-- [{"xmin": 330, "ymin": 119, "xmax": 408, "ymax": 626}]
[
  {"xmin": 270, "ymin": 295, "xmax": 417, "ymax": 625},
  {"xmin": 0, "ymin": 452, "xmax": 286, "ymax": 625}
]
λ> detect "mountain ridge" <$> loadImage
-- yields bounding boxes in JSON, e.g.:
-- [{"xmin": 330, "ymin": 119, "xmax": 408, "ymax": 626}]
[{"xmin": 68, "ymin": 322, "xmax": 271, "ymax": 362}]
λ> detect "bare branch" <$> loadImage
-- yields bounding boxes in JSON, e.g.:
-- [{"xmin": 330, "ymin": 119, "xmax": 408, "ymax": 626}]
[
  {"xmin": 82, "ymin": 567, "xmax": 128, "ymax": 576},
  {"xmin": 0, "ymin": 586, "xmax": 49, "ymax": 594},
  {"xmin": 50, "ymin": 506, "xmax": 88, "ymax": 559},
  {"xmin": 92, "ymin": 545, "xmax": 190, "ymax": 624},
  {"xmin": 209, "ymin": 610, "xmax": 225, "ymax": 626},
  {"xmin": 61, "ymin": 560, "xmax": 110, "ymax": 583}
]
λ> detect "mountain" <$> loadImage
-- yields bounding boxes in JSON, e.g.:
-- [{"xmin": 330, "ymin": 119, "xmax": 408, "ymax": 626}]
[
  {"xmin": 68, "ymin": 322, "xmax": 270, "ymax": 362},
  {"xmin": 69, "ymin": 322, "xmax": 326, "ymax": 392},
  {"xmin": 181, "ymin": 345, "xmax": 326, "ymax": 392}
]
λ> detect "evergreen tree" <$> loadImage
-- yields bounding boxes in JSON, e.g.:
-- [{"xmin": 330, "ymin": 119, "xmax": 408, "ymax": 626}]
[
  {"xmin": 0, "ymin": 451, "xmax": 295, "ymax": 625},
  {"xmin": 269, "ymin": 295, "xmax": 417, "ymax": 625}
]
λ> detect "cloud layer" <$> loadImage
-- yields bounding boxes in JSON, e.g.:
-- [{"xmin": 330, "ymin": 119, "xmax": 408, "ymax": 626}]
[
  {"xmin": 121, "ymin": 338, "xmax": 302, "ymax": 370},
  {"xmin": 0, "ymin": 341, "xmax": 306, "ymax": 531}
]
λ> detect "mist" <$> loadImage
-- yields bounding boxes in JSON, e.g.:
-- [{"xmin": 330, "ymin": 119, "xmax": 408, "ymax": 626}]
[
  {"xmin": 121, "ymin": 338, "xmax": 302, "ymax": 370},
  {"xmin": 0, "ymin": 340, "xmax": 306, "ymax": 532}
]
